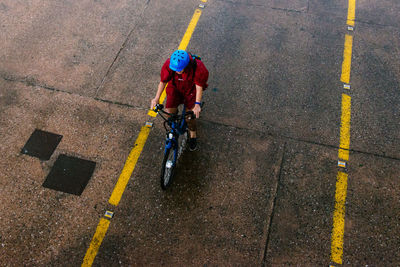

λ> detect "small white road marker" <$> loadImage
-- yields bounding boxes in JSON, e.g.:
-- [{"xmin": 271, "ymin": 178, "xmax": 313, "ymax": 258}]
[
  {"xmin": 104, "ymin": 210, "xmax": 114, "ymax": 219},
  {"xmin": 338, "ymin": 161, "xmax": 346, "ymax": 168}
]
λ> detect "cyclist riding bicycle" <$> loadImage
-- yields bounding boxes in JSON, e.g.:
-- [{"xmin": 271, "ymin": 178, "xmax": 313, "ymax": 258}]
[{"xmin": 150, "ymin": 50, "xmax": 209, "ymax": 151}]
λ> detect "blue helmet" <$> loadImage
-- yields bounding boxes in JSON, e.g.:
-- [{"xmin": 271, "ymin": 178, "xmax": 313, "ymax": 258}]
[{"xmin": 169, "ymin": 50, "xmax": 190, "ymax": 72}]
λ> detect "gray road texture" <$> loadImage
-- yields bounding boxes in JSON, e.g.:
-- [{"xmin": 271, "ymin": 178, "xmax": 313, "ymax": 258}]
[{"xmin": 0, "ymin": 0, "xmax": 399, "ymax": 266}]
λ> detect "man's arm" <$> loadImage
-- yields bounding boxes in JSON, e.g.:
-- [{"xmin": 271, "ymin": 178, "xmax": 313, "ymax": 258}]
[
  {"xmin": 192, "ymin": 84, "xmax": 203, "ymax": 118},
  {"xmin": 151, "ymin": 82, "xmax": 166, "ymax": 109}
]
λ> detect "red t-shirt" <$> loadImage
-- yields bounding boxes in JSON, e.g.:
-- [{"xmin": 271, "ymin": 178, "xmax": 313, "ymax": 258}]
[{"xmin": 160, "ymin": 55, "xmax": 209, "ymax": 96}]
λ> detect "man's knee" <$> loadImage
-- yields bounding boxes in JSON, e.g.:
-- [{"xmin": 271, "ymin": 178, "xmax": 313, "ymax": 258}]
[{"xmin": 166, "ymin": 107, "xmax": 178, "ymax": 114}]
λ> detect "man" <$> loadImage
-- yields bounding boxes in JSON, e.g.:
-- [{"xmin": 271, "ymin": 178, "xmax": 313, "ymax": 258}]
[{"xmin": 151, "ymin": 50, "xmax": 209, "ymax": 151}]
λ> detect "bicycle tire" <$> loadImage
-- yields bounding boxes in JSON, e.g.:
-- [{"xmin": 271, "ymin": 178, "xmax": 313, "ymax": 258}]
[
  {"xmin": 160, "ymin": 146, "xmax": 176, "ymax": 190},
  {"xmin": 177, "ymin": 130, "xmax": 188, "ymax": 158}
]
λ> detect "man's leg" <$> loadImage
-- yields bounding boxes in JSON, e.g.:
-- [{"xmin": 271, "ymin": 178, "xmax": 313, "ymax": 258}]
[
  {"xmin": 186, "ymin": 107, "xmax": 198, "ymax": 151},
  {"xmin": 186, "ymin": 107, "xmax": 197, "ymax": 138}
]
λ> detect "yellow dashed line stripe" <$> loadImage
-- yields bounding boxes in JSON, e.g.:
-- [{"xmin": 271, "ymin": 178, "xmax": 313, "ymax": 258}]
[
  {"xmin": 340, "ymin": 34, "xmax": 353, "ymax": 84},
  {"xmin": 108, "ymin": 125, "xmax": 151, "ymax": 206},
  {"xmin": 338, "ymin": 94, "xmax": 351, "ymax": 161},
  {"xmin": 178, "ymin": 9, "xmax": 202, "ymax": 51},
  {"xmin": 330, "ymin": 171, "xmax": 349, "ymax": 264},
  {"xmin": 346, "ymin": 0, "xmax": 356, "ymax": 26},
  {"xmin": 82, "ymin": 218, "xmax": 111, "ymax": 267}
]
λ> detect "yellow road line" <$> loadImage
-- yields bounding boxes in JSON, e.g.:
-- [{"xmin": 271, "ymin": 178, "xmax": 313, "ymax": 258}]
[
  {"xmin": 338, "ymin": 94, "xmax": 351, "ymax": 161},
  {"xmin": 108, "ymin": 125, "xmax": 151, "ymax": 206},
  {"xmin": 330, "ymin": 171, "xmax": 349, "ymax": 264},
  {"xmin": 178, "ymin": 9, "xmax": 202, "ymax": 50},
  {"xmin": 82, "ymin": 218, "xmax": 111, "ymax": 267},
  {"xmin": 331, "ymin": 1, "xmax": 356, "ymax": 264},
  {"xmin": 340, "ymin": 34, "xmax": 353, "ymax": 84},
  {"xmin": 346, "ymin": 0, "xmax": 356, "ymax": 26}
]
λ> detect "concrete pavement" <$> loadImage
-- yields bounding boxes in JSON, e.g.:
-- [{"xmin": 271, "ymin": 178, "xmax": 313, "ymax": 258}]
[{"xmin": 0, "ymin": 0, "xmax": 399, "ymax": 265}]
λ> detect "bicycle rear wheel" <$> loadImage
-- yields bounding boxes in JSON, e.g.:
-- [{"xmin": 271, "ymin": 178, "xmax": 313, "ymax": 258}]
[{"xmin": 160, "ymin": 147, "xmax": 176, "ymax": 190}]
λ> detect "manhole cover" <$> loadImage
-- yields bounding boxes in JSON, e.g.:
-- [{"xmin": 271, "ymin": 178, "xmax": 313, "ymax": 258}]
[
  {"xmin": 43, "ymin": 154, "xmax": 96, "ymax": 195},
  {"xmin": 21, "ymin": 129, "xmax": 62, "ymax": 160}
]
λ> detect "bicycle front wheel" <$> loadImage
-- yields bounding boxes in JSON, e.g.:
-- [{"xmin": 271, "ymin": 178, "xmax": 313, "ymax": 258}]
[
  {"xmin": 177, "ymin": 130, "xmax": 188, "ymax": 159},
  {"xmin": 160, "ymin": 147, "xmax": 176, "ymax": 190}
]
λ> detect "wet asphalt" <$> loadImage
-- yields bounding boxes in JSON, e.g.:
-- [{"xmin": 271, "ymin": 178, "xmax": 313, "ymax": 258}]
[{"xmin": 0, "ymin": 0, "xmax": 399, "ymax": 266}]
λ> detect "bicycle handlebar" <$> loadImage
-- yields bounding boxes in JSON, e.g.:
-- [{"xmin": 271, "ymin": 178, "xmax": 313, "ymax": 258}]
[{"xmin": 154, "ymin": 104, "xmax": 196, "ymax": 120}]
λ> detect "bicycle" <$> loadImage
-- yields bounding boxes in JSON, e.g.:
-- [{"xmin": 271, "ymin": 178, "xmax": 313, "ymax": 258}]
[{"xmin": 153, "ymin": 103, "xmax": 196, "ymax": 190}]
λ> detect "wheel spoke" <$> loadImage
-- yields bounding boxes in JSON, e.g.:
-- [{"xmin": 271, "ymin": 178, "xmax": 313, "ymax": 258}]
[{"xmin": 161, "ymin": 146, "xmax": 176, "ymax": 189}]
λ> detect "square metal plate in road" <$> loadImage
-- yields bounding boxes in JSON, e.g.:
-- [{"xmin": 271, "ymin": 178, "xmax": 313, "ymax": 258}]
[
  {"xmin": 21, "ymin": 129, "xmax": 62, "ymax": 160},
  {"xmin": 43, "ymin": 154, "xmax": 96, "ymax": 195}
]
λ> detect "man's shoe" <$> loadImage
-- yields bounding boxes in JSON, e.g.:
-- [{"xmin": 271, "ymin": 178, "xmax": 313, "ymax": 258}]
[{"xmin": 188, "ymin": 138, "xmax": 197, "ymax": 151}]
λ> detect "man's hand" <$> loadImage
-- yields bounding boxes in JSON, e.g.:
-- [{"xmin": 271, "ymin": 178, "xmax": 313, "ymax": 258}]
[
  {"xmin": 150, "ymin": 98, "xmax": 159, "ymax": 110},
  {"xmin": 193, "ymin": 104, "xmax": 201, "ymax": 118}
]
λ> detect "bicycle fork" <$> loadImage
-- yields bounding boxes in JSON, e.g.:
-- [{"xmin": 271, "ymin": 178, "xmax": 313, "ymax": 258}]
[{"xmin": 165, "ymin": 132, "xmax": 178, "ymax": 169}]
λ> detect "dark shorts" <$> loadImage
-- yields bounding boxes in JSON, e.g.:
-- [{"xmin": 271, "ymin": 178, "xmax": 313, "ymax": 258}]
[{"xmin": 165, "ymin": 86, "xmax": 196, "ymax": 109}]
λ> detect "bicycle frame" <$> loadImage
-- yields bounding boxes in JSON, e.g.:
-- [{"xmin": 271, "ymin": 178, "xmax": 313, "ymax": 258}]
[{"xmin": 156, "ymin": 105, "xmax": 191, "ymax": 166}]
